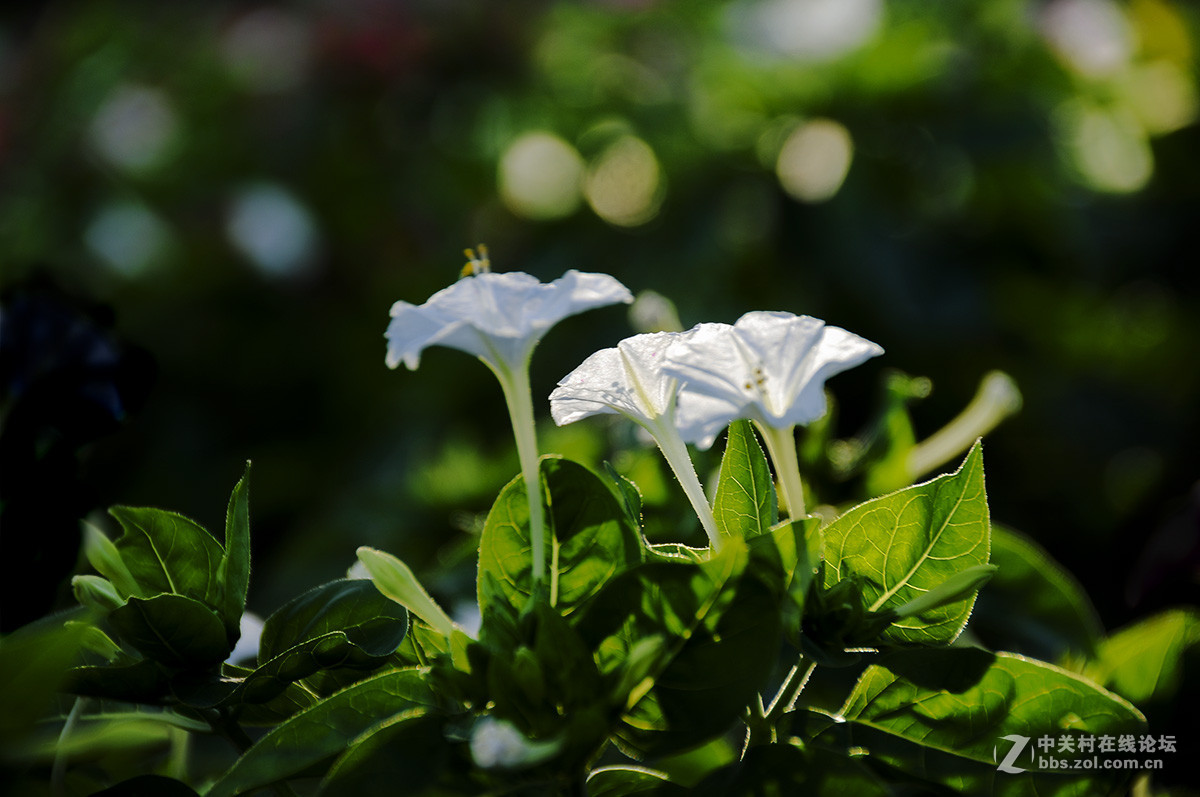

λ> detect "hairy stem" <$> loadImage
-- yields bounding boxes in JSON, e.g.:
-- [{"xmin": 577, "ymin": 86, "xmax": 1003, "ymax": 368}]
[
  {"xmin": 766, "ymin": 656, "xmax": 817, "ymax": 723},
  {"xmin": 495, "ymin": 361, "xmax": 547, "ymax": 585},
  {"xmin": 756, "ymin": 423, "xmax": 806, "ymax": 518},
  {"xmin": 651, "ymin": 420, "xmax": 722, "ymax": 550}
]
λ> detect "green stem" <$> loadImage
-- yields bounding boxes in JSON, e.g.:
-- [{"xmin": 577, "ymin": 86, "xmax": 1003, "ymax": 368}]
[
  {"xmin": 756, "ymin": 423, "xmax": 806, "ymax": 518},
  {"xmin": 650, "ymin": 420, "xmax": 721, "ymax": 550},
  {"xmin": 742, "ymin": 693, "xmax": 772, "ymax": 750},
  {"xmin": 494, "ymin": 360, "xmax": 547, "ymax": 585},
  {"xmin": 766, "ymin": 656, "xmax": 816, "ymax": 723}
]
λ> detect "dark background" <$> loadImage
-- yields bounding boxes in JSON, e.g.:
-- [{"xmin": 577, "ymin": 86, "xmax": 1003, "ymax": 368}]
[{"xmin": 2, "ymin": 0, "xmax": 1197, "ymax": 644}]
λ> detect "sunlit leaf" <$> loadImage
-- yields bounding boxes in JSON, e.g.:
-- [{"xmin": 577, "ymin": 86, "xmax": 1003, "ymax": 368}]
[
  {"xmin": 356, "ymin": 547, "xmax": 455, "ymax": 636},
  {"xmin": 587, "ymin": 765, "xmax": 683, "ymax": 796},
  {"xmin": 71, "ymin": 574, "xmax": 125, "ymax": 613},
  {"xmin": 841, "ymin": 648, "xmax": 1144, "ymax": 788},
  {"xmin": 713, "ymin": 420, "xmax": 777, "ymax": 540},
  {"xmin": 1085, "ymin": 608, "xmax": 1200, "ymax": 705},
  {"xmin": 216, "ymin": 463, "xmax": 252, "ymax": 638},
  {"xmin": 823, "ymin": 441, "xmax": 989, "ymax": 645},
  {"xmin": 478, "ymin": 456, "xmax": 643, "ymax": 616}
]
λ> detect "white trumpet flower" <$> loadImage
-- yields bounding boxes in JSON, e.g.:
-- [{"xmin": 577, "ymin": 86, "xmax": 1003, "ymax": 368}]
[
  {"xmin": 385, "ymin": 254, "xmax": 633, "ymax": 584},
  {"xmin": 664, "ymin": 311, "xmax": 883, "ymax": 516},
  {"xmin": 550, "ymin": 332, "xmax": 721, "ymax": 548},
  {"xmin": 386, "ymin": 268, "xmax": 633, "ymax": 375}
]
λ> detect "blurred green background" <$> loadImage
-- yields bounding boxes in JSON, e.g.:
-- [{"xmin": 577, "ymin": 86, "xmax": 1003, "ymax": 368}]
[{"xmin": 2, "ymin": 0, "xmax": 1197, "ymax": 641}]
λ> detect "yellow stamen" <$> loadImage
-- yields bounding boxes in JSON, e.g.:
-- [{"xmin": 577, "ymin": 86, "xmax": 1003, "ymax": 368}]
[{"xmin": 461, "ymin": 244, "xmax": 492, "ymax": 277}]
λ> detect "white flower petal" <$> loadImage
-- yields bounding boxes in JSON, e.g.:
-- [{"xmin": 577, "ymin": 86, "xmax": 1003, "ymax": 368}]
[
  {"xmin": 226, "ymin": 612, "xmax": 264, "ymax": 665},
  {"xmin": 550, "ymin": 331, "xmax": 684, "ymax": 428},
  {"xmin": 385, "ymin": 268, "xmax": 632, "ymax": 372},
  {"xmin": 672, "ymin": 389, "xmax": 743, "ymax": 450},
  {"xmin": 787, "ymin": 322, "xmax": 884, "ymax": 425},
  {"xmin": 550, "ymin": 346, "xmax": 628, "ymax": 424},
  {"xmin": 666, "ymin": 311, "xmax": 882, "ymax": 441},
  {"xmin": 527, "ymin": 270, "xmax": 637, "ymax": 334}
]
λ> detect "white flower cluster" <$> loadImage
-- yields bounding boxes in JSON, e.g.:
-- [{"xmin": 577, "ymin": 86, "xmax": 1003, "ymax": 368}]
[
  {"xmin": 550, "ymin": 310, "xmax": 882, "ymax": 450},
  {"xmin": 385, "ymin": 261, "xmax": 881, "ymax": 551}
]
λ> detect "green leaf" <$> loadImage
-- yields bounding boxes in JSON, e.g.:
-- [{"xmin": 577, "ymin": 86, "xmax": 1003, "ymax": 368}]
[
  {"xmin": 890, "ymin": 563, "xmax": 997, "ymax": 619},
  {"xmin": 646, "ymin": 542, "xmax": 708, "ymax": 563},
  {"xmin": 0, "ymin": 621, "xmax": 87, "ymax": 745},
  {"xmin": 250, "ymin": 579, "xmax": 408, "ymax": 699},
  {"xmin": 576, "ymin": 550, "xmax": 782, "ymax": 757},
  {"xmin": 713, "ymin": 420, "xmax": 777, "ymax": 540},
  {"xmin": 971, "ymin": 525, "xmax": 1103, "ymax": 661},
  {"xmin": 823, "ymin": 440, "xmax": 989, "ymax": 645},
  {"xmin": 1085, "ymin": 608, "xmax": 1200, "ymax": 705},
  {"xmin": 205, "ymin": 667, "xmax": 439, "ymax": 797},
  {"xmin": 92, "ymin": 775, "xmax": 200, "ymax": 796},
  {"xmin": 109, "ymin": 594, "xmax": 230, "ymax": 668},
  {"xmin": 790, "ymin": 707, "xmax": 1091, "ymax": 796},
  {"xmin": 529, "ymin": 601, "xmax": 603, "ymax": 712},
  {"xmin": 393, "ymin": 620, "xmax": 452, "ymax": 669},
  {"xmin": 842, "ymin": 648, "xmax": 1145, "ymax": 772},
  {"xmin": 604, "ymin": 460, "xmax": 644, "ymax": 531},
  {"xmin": 106, "ymin": 505, "xmax": 226, "ymax": 609},
  {"xmin": 66, "ymin": 659, "xmax": 172, "ymax": 704},
  {"xmin": 259, "ymin": 579, "xmax": 409, "ymax": 662},
  {"xmin": 215, "ymin": 462, "xmax": 252, "ymax": 638},
  {"xmin": 587, "ymin": 765, "xmax": 684, "ymax": 796},
  {"xmin": 478, "ymin": 456, "xmax": 644, "ymax": 616},
  {"xmin": 356, "ymin": 547, "xmax": 455, "ymax": 636},
  {"xmin": 746, "ymin": 518, "xmax": 821, "ymax": 618},
  {"xmin": 84, "ymin": 523, "xmax": 143, "ymax": 600},
  {"xmin": 691, "ymin": 743, "xmax": 895, "ymax": 797},
  {"xmin": 319, "ymin": 711, "xmax": 451, "ymax": 796},
  {"xmin": 220, "ymin": 663, "xmax": 316, "ymax": 725}
]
